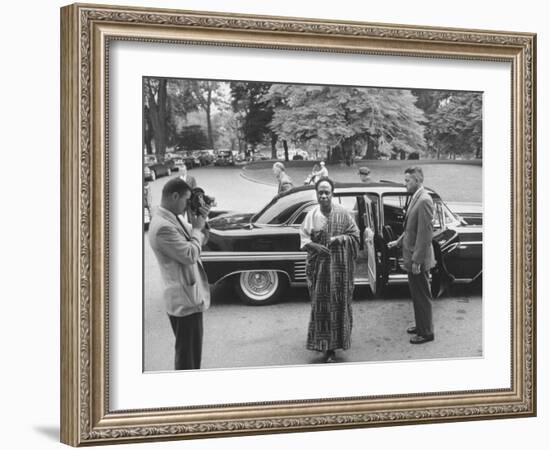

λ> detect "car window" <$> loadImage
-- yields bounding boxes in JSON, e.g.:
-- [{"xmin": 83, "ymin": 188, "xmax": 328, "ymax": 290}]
[
  {"xmin": 432, "ymin": 201, "xmax": 443, "ymax": 230},
  {"xmin": 290, "ymin": 195, "xmax": 364, "ymax": 226},
  {"xmin": 253, "ymin": 190, "xmax": 317, "ymax": 225},
  {"xmin": 441, "ymin": 202, "xmax": 460, "ymax": 226},
  {"xmin": 333, "ymin": 195, "xmax": 358, "ymax": 212},
  {"xmin": 383, "ymin": 193, "xmax": 445, "ymax": 233},
  {"xmin": 382, "ymin": 194, "xmax": 408, "ymax": 237},
  {"xmin": 291, "ymin": 203, "xmax": 317, "ymax": 225}
]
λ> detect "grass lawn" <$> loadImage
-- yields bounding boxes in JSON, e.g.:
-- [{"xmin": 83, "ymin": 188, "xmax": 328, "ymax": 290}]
[{"xmin": 244, "ymin": 160, "xmax": 482, "ymax": 203}]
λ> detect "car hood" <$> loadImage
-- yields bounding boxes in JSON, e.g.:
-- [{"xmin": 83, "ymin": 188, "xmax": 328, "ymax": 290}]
[{"xmin": 209, "ymin": 211, "xmax": 255, "ymax": 230}]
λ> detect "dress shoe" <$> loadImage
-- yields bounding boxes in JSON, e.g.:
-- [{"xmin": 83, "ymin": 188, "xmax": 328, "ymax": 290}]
[
  {"xmin": 324, "ymin": 350, "xmax": 336, "ymax": 363},
  {"xmin": 406, "ymin": 326, "xmax": 418, "ymax": 335},
  {"xmin": 410, "ymin": 334, "xmax": 434, "ymax": 344}
]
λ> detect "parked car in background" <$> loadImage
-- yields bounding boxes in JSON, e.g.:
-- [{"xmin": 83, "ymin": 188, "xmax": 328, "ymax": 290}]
[
  {"xmin": 446, "ymin": 202, "xmax": 483, "ymax": 226},
  {"xmin": 182, "ymin": 151, "xmax": 201, "ymax": 168},
  {"xmin": 144, "ymin": 165, "xmax": 153, "ymax": 181},
  {"xmin": 234, "ymin": 152, "xmax": 247, "ymax": 165},
  {"xmin": 170, "ymin": 156, "xmax": 186, "ymax": 171},
  {"xmin": 143, "ymin": 183, "xmax": 152, "ymax": 231},
  {"xmin": 145, "ymin": 158, "xmax": 173, "ymax": 180},
  {"xmin": 144, "ymin": 154, "xmax": 157, "ymax": 165},
  {"xmin": 202, "ymin": 182, "xmax": 482, "ymax": 305},
  {"xmin": 214, "ymin": 149, "xmax": 235, "ymax": 166},
  {"xmin": 198, "ymin": 150, "xmax": 215, "ymax": 166}
]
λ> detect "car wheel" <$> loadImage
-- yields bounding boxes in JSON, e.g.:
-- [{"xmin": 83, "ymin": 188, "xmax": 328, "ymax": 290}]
[
  {"xmin": 150, "ymin": 170, "xmax": 156, "ymax": 181},
  {"xmin": 234, "ymin": 271, "xmax": 288, "ymax": 306}
]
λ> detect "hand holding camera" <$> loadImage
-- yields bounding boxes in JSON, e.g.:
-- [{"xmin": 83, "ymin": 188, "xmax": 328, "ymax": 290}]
[{"xmin": 188, "ymin": 187, "xmax": 215, "ymax": 230}]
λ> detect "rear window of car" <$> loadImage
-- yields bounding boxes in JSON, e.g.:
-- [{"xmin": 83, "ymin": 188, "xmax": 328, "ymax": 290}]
[{"xmin": 253, "ymin": 190, "xmax": 317, "ymax": 225}]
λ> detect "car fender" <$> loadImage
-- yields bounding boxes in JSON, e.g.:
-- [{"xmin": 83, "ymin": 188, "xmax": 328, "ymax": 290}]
[{"xmin": 201, "ymin": 251, "xmax": 305, "ymax": 285}]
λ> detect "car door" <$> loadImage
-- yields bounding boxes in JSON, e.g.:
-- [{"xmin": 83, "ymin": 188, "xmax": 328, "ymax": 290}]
[
  {"xmin": 360, "ymin": 197, "xmax": 377, "ymax": 293},
  {"xmin": 333, "ymin": 195, "xmax": 377, "ymax": 294},
  {"xmin": 380, "ymin": 192, "xmax": 459, "ymax": 297},
  {"xmin": 431, "ymin": 199, "xmax": 461, "ymax": 295}
]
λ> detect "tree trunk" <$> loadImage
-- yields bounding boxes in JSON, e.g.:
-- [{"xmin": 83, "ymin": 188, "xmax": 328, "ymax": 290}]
[
  {"xmin": 282, "ymin": 140, "xmax": 289, "ymax": 162},
  {"xmin": 206, "ymin": 88, "xmax": 214, "ymax": 148},
  {"xmin": 342, "ymin": 139, "xmax": 353, "ymax": 166},
  {"xmin": 271, "ymin": 133, "xmax": 278, "ymax": 159},
  {"xmin": 364, "ymin": 133, "xmax": 378, "ymax": 159},
  {"xmin": 147, "ymin": 79, "xmax": 168, "ymax": 158},
  {"xmin": 328, "ymin": 145, "xmax": 342, "ymax": 164},
  {"xmin": 144, "ymin": 113, "xmax": 154, "ymax": 155}
]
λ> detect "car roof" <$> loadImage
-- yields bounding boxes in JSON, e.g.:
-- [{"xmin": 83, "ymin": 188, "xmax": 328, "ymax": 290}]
[{"xmin": 276, "ymin": 181, "xmax": 437, "ymax": 199}]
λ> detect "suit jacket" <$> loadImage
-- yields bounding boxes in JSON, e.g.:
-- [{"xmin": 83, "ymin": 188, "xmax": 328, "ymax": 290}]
[
  {"xmin": 397, "ymin": 188, "xmax": 436, "ymax": 272},
  {"xmin": 148, "ymin": 206, "xmax": 210, "ymax": 317}
]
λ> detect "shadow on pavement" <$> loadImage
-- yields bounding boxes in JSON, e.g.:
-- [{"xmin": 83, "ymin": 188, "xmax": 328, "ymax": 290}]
[{"xmin": 212, "ymin": 277, "xmax": 482, "ymax": 307}]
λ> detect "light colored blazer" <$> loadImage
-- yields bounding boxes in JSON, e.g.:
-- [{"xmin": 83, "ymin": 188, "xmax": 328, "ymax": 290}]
[
  {"xmin": 277, "ymin": 172, "xmax": 294, "ymax": 194},
  {"xmin": 397, "ymin": 188, "xmax": 436, "ymax": 272},
  {"xmin": 148, "ymin": 206, "xmax": 210, "ymax": 317}
]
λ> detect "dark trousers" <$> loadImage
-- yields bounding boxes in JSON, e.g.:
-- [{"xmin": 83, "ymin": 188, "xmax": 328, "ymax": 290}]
[
  {"xmin": 168, "ymin": 312, "xmax": 203, "ymax": 370},
  {"xmin": 407, "ymin": 271, "xmax": 434, "ymax": 337}
]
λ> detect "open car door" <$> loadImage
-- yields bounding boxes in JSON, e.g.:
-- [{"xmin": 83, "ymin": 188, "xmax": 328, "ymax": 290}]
[
  {"xmin": 431, "ymin": 200, "xmax": 461, "ymax": 297},
  {"xmin": 354, "ymin": 195, "xmax": 377, "ymax": 294}
]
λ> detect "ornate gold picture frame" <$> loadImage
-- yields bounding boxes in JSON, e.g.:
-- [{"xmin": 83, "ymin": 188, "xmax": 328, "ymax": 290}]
[{"xmin": 60, "ymin": 3, "xmax": 536, "ymax": 446}]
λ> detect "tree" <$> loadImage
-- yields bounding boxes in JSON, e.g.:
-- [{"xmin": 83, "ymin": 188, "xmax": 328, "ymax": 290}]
[
  {"xmin": 189, "ymin": 81, "xmax": 224, "ymax": 149},
  {"xmin": 144, "ymin": 78, "xmax": 168, "ymax": 158},
  {"xmin": 230, "ymin": 81, "xmax": 278, "ymax": 157},
  {"xmin": 176, "ymin": 125, "xmax": 209, "ymax": 150},
  {"xmin": 429, "ymin": 92, "xmax": 482, "ymax": 158},
  {"xmin": 265, "ymin": 84, "xmax": 426, "ymax": 163},
  {"xmin": 143, "ymin": 104, "xmax": 154, "ymax": 155},
  {"xmin": 412, "ymin": 89, "xmax": 451, "ymax": 115},
  {"xmin": 212, "ymin": 108, "xmax": 240, "ymax": 150},
  {"xmin": 144, "ymin": 78, "xmax": 201, "ymax": 156},
  {"xmin": 412, "ymin": 89, "xmax": 452, "ymax": 158}
]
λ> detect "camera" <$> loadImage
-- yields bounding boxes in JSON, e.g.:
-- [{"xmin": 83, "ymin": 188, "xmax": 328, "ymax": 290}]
[{"xmin": 188, "ymin": 187, "xmax": 216, "ymax": 216}]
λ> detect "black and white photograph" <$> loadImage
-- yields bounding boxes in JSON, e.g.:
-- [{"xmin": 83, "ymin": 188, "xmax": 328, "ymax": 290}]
[{"xmin": 143, "ymin": 77, "xmax": 483, "ymax": 372}]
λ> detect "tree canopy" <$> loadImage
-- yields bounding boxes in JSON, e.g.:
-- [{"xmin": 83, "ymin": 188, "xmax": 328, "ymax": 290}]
[
  {"xmin": 143, "ymin": 78, "xmax": 482, "ymax": 162},
  {"xmin": 428, "ymin": 92, "xmax": 482, "ymax": 158},
  {"xmin": 265, "ymin": 85, "xmax": 426, "ymax": 159}
]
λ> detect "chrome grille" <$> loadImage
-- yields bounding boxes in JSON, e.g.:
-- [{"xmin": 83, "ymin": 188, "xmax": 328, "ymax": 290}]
[{"xmin": 293, "ymin": 261, "xmax": 307, "ymax": 282}]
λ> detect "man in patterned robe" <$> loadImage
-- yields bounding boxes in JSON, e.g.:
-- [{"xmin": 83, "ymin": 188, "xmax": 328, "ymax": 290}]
[{"xmin": 300, "ymin": 177, "xmax": 359, "ymax": 363}]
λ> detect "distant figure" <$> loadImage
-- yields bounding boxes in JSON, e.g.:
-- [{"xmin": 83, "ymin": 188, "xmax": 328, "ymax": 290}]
[
  {"xmin": 272, "ymin": 162, "xmax": 294, "ymax": 194},
  {"xmin": 314, "ymin": 161, "xmax": 329, "ymax": 179},
  {"xmin": 358, "ymin": 166, "xmax": 372, "ymax": 183},
  {"xmin": 245, "ymin": 143, "xmax": 253, "ymax": 161},
  {"xmin": 304, "ymin": 163, "xmax": 321, "ymax": 185},
  {"xmin": 300, "ymin": 177, "xmax": 359, "ymax": 363},
  {"xmin": 178, "ymin": 163, "xmax": 197, "ymax": 189}
]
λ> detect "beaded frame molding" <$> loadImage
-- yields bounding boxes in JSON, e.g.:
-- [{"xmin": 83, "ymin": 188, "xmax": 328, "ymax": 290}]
[{"xmin": 60, "ymin": 3, "xmax": 536, "ymax": 446}]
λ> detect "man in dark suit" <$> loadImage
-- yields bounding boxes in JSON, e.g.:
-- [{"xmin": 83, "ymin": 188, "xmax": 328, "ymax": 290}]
[
  {"xmin": 148, "ymin": 177, "xmax": 211, "ymax": 369},
  {"xmin": 388, "ymin": 166, "xmax": 436, "ymax": 344}
]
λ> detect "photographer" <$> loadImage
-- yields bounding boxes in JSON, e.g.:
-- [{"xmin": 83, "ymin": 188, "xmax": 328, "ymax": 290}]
[{"xmin": 148, "ymin": 178, "xmax": 211, "ymax": 370}]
